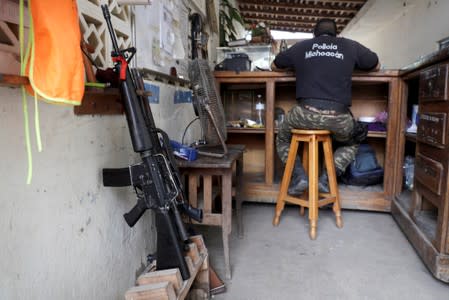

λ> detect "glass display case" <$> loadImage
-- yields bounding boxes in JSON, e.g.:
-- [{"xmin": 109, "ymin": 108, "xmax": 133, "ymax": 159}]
[{"xmin": 216, "ymin": 45, "xmax": 274, "ymax": 71}]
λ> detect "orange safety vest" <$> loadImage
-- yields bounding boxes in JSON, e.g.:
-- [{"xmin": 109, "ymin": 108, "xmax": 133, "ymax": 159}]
[{"xmin": 25, "ymin": 0, "xmax": 84, "ymax": 105}]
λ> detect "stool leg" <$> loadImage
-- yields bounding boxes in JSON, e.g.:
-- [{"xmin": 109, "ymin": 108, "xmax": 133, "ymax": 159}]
[
  {"xmin": 273, "ymin": 136, "xmax": 300, "ymax": 226},
  {"xmin": 299, "ymin": 145, "xmax": 308, "ymax": 216},
  {"xmin": 308, "ymin": 136, "xmax": 319, "ymax": 240},
  {"xmin": 323, "ymin": 136, "xmax": 343, "ymax": 228}
]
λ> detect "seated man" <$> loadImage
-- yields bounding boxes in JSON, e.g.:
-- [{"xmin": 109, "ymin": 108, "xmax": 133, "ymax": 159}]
[{"xmin": 271, "ymin": 18, "xmax": 380, "ymax": 195}]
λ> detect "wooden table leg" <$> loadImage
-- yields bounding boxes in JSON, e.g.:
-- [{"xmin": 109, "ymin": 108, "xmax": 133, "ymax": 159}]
[
  {"xmin": 235, "ymin": 155, "xmax": 244, "ymax": 238},
  {"xmin": 188, "ymin": 175, "xmax": 198, "ymax": 208},
  {"xmin": 222, "ymin": 169, "xmax": 233, "ymax": 280}
]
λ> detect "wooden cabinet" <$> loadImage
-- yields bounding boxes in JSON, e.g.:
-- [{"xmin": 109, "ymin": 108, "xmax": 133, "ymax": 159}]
[
  {"xmin": 392, "ymin": 50, "xmax": 449, "ymax": 283},
  {"xmin": 214, "ymin": 70, "xmax": 403, "ymax": 211}
]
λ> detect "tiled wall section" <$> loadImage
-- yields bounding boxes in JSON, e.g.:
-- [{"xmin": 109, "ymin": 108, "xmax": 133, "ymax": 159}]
[
  {"xmin": 0, "ymin": 0, "xmax": 28, "ymax": 73},
  {"xmin": 78, "ymin": 0, "xmax": 133, "ymax": 68},
  {"xmin": 0, "ymin": 0, "xmax": 132, "ymax": 73}
]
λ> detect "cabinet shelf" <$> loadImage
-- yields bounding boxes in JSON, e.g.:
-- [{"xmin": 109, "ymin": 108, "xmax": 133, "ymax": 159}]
[
  {"xmin": 0, "ymin": 74, "xmax": 29, "ymax": 87},
  {"xmin": 227, "ymin": 127, "xmax": 265, "ymax": 134},
  {"xmin": 74, "ymin": 87, "xmax": 123, "ymax": 115},
  {"xmin": 242, "ymin": 173, "xmax": 389, "ymax": 211},
  {"xmin": 0, "ymin": 73, "xmax": 123, "ymax": 115},
  {"xmin": 367, "ymin": 131, "xmax": 387, "ymax": 138},
  {"xmin": 395, "ymin": 191, "xmax": 437, "ymax": 242}
]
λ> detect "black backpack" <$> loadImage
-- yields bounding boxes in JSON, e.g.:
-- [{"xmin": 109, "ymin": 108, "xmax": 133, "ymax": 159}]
[{"xmin": 341, "ymin": 144, "xmax": 384, "ymax": 186}]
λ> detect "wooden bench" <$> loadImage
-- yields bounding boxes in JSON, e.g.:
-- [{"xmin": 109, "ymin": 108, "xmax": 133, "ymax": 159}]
[{"xmin": 124, "ymin": 235, "xmax": 209, "ymax": 300}]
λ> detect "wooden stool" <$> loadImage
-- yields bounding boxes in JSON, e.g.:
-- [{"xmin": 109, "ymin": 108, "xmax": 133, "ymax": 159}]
[{"xmin": 273, "ymin": 129, "xmax": 343, "ymax": 239}]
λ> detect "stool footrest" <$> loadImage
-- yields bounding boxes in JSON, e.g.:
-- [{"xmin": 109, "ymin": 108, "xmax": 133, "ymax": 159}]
[
  {"xmin": 318, "ymin": 197, "xmax": 336, "ymax": 207},
  {"xmin": 284, "ymin": 196, "xmax": 309, "ymax": 207},
  {"xmin": 284, "ymin": 195, "xmax": 336, "ymax": 208}
]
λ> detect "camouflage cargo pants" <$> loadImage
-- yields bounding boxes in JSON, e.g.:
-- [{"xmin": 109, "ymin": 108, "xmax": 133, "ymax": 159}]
[{"xmin": 276, "ymin": 104, "xmax": 359, "ymax": 173}]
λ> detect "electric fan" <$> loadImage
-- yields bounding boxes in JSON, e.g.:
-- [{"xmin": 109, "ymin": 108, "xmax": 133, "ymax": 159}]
[{"xmin": 189, "ymin": 58, "xmax": 228, "ymax": 158}]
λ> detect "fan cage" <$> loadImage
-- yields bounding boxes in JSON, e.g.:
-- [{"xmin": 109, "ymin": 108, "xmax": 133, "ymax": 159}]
[{"xmin": 189, "ymin": 59, "xmax": 227, "ymax": 145}]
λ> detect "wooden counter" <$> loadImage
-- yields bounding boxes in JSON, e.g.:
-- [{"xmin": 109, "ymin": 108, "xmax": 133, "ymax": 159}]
[{"xmin": 215, "ymin": 70, "xmax": 403, "ymax": 211}]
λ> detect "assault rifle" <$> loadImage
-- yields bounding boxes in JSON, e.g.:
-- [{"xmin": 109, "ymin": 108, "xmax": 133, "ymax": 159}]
[{"xmin": 100, "ymin": 5, "xmax": 202, "ymax": 280}]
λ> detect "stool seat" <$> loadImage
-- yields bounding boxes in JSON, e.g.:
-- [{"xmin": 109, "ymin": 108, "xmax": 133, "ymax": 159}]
[
  {"xmin": 273, "ymin": 129, "xmax": 343, "ymax": 239},
  {"xmin": 291, "ymin": 129, "xmax": 332, "ymax": 135}
]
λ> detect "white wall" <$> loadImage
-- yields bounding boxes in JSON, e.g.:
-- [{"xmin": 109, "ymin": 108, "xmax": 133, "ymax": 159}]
[
  {"xmin": 0, "ymin": 88, "xmax": 155, "ymax": 299},
  {"xmin": 133, "ymin": 1, "xmax": 189, "ymax": 76},
  {"xmin": 342, "ymin": 0, "xmax": 449, "ymax": 69},
  {"xmin": 0, "ymin": 0, "xmax": 202, "ymax": 299},
  {"xmin": 132, "ymin": 0, "xmax": 201, "ymax": 143}
]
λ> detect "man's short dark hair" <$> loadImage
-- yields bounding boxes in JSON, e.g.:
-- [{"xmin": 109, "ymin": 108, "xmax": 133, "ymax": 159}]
[{"xmin": 314, "ymin": 19, "xmax": 337, "ymax": 37}]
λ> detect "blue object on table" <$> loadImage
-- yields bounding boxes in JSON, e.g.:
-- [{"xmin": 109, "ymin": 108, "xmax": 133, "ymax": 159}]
[{"xmin": 170, "ymin": 140, "xmax": 198, "ymax": 161}]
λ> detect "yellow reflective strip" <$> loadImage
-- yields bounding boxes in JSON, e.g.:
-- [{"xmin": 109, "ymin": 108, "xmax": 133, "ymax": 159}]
[
  {"xmin": 19, "ymin": 0, "xmax": 24, "ymax": 74},
  {"xmin": 22, "ymin": 87, "xmax": 33, "ymax": 184},
  {"xmin": 23, "ymin": 0, "xmax": 32, "ymax": 74},
  {"xmin": 20, "ymin": 0, "xmax": 32, "ymax": 184},
  {"xmin": 34, "ymin": 92, "xmax": 42, "ymax": 152}
]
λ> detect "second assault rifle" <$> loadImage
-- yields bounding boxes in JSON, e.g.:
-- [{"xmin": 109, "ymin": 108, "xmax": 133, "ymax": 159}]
[{"xmin": 100, "ymin": 5, "xmax": 202, "ymax": 280}]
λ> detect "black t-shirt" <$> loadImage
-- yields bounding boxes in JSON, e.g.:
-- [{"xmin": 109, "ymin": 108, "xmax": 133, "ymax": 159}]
[{"xmin": 273, "ymin": 35, "xmax": 379, "ymax": 108}]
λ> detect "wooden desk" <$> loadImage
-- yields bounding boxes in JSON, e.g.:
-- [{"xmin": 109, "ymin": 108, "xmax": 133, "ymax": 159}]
[
  {"xmin": 214, "ymin": 70, "xmax": 402, "ymax": 212},
  {"xmin": 176, "ymin": 145, "xmax": 245, "ymax": 280}
]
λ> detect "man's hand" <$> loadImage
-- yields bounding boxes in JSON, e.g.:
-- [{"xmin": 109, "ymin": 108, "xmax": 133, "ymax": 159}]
[
  {"xmin": 271, "ymin": 61, "xmax": 286, "ymax": 72},
  {"xmin": 372, "ymin": 62, "xmax": 381, "ymax": 72},
  {"xmin": 356, "ymin": 62, "xmax": 381, "ymax": 73}
]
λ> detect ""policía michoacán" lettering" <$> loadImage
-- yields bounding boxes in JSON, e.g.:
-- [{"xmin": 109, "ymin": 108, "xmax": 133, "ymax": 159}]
[{"xmin": 305, "ymin": 43, "xmax": 344, "ymax": 60}]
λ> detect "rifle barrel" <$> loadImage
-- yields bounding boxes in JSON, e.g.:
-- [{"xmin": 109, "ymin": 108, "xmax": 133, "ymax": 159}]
[{"xmin": 101, "ymin": 5, "xmax": 120, "ymax": 53}]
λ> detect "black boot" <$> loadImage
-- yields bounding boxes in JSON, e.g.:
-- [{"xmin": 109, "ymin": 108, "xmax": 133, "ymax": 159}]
[
  {"xmin": 319, "ymin": 168, "xmax": 344, "ymax": 193},
  {"xmin": 288, "ymin": 159, "xmax": 309, "ymax": 196},
  {"xmin": 318, "ymin": 171, "xmax": 329, "ymax": 193}
]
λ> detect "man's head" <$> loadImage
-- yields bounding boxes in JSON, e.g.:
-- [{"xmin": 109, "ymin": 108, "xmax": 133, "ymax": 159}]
[{"xmin": 313, "ymin": 19, "xmax": 337, "ymax": 37}]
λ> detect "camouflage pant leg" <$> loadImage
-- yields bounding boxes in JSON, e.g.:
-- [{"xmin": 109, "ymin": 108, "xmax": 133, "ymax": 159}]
[
  {"xmin": 276, "ymin": 105, "xmax": 359, "ymax": 172},
  {"xmin": 333, "ymin": 144, "xmax": 359, "ymax": 173}
]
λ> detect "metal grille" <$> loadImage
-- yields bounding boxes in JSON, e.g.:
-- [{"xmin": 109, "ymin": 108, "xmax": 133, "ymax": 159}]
[{"xmin": 189, "ymin": 59, "xmax": 227, "ymax": 146}]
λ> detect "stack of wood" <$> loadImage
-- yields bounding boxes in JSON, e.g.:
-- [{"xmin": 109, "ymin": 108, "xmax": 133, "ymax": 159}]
[{"xmin": 124, "ymin": 235, "xmax": 210, "ymax": 300}]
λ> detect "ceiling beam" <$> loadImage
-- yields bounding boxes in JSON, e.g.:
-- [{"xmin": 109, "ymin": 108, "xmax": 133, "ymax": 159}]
[
  {"xmin": 239, "ymin": 1, "xmax": 361, "ymax": 14},
  {"xmin": 243, "ymin": 15, "xmax": 348, "ymax": 27},
  {"xmin": 268, "ymin": 25, "xmax": 345, "ymax": 34},
  {"xmin": 271, "ymin": 26, "xmax": 314, "ymax": 33},
  {"xmin": 239, "ymin": 0, "xmax": 366, "ymax": 4},
  {"xmin": 241, "ymin": 11, "xmax": 350, "ymax": 24},
  {"xmin": 246, "ymin": 19, "xmax": 345, "ymax": 33},
  {"xmin": 303, "ymin": 0, "xmax": 365, "ymax": 3},
  {"xmin": 306, "ymin": 0, "xmax": 365, "ymax": 3},
  {"xmin": 239, "ymin": 7, "xmax": 353, "ymax": 20}
]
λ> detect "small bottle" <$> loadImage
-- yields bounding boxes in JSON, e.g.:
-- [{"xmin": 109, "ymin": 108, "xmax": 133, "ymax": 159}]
[
  {"xmin": 403, "ymin": 156, "xmax": 415, "ymax": 190},
  {"xmin": 255, "ymin": 94, "xmax": 265, "ymax": 126},
  {"xmin": 280, "ymin": 39, "xmax": 288, "ymax": 52},
  {"xmin": 407, "ymin": 104, "xmax": 418, "ymax": 133}
]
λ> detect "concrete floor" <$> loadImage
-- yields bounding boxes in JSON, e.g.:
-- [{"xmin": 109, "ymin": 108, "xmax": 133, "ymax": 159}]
[{"xmin": 194, "ymin": 203, "xmax": 449, "ymax": 300}]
